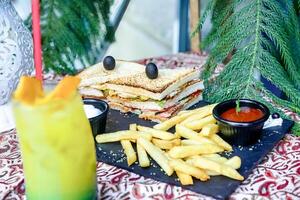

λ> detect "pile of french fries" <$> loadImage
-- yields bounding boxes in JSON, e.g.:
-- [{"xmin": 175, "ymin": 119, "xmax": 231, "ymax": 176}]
[{"xmin": 96, "ymin": 104, "xmax": 244, "ymax": 185}]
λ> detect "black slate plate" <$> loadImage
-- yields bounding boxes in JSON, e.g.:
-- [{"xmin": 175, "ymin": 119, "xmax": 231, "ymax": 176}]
[{"xmin": 96, "ymin": 101, "xmax": 293, "ymax": 200}]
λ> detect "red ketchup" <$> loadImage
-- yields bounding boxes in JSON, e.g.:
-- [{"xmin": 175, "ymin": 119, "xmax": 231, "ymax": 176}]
[{"xmin": 221, "ymin": 107, "xmax": 264, "ymax": 122}]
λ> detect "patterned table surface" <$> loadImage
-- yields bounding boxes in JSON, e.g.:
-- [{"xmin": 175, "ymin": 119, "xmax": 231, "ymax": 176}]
[{"xmin": 1, "ymin": 53, "xmax": 300, "ymax": 200}]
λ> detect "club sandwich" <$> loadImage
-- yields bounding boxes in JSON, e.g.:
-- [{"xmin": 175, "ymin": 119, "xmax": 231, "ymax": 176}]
[{"xmin": 78, "ymin": 61, "xmax": 203, "ymax": 122}]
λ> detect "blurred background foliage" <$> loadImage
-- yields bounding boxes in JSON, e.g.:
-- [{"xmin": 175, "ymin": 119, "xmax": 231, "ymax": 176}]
[{"xmin": 25, "ymin": 0, "xmax": 114, "ymax": 75}]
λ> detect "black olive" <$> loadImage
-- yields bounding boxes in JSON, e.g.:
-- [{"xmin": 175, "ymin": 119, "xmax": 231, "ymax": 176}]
[
  {"xmin": 103, "ymin": 56, "xmax": 115, "ymax": 70},
  {"xmin": 272, "ymin": 112, "xmax": 280, "ymax": 119},
  {"xmin": 146, "ymin": 62, "xmax": 158, "ymax": 79}
]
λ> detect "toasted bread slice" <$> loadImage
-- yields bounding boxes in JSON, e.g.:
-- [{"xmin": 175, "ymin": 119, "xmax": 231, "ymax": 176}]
[
  {"xmin": 100, "ymin": 69, "xmax": 199, "ymax": 100},
  {"xmin": 109, "ymin": 67, "xmax": 197, "ymax": 93},
  {"xmin": 78, "ymin": 60, "xmax": 144, "ymax": 87},
  {"xmin": 79, "ymin": 87, "xmax": 104, "ymax": 98}
]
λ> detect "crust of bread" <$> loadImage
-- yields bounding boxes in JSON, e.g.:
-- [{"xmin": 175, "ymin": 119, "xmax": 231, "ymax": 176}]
[
  {"xmin": 78, "ymin": 61, "xmax": 145, "ymax": 87},
  {"xmin": 102, "ymin": 71, "xmax": 200, "ymax": 100},
  {"xmin": 79, "ymin": 87, "xmax": 104, "ymax": 98},
  {"xmin": 82, "ymin": 95, "xmax": 105, "ymax": 100},
  {"xmin": 109, "ymin": 68, "xmax": 196, "ymax": 93}
]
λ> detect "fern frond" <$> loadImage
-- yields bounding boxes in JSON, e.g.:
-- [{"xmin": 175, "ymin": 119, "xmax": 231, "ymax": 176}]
[
  {"xmin": 191, "ymin": 0, "xmax": 217, "ymax": 38},
  {"xmin": 201, "ymin": 0, "xmax": 236, "ymax": 49},
  {"xmin": 195, "ymin": 0, "xmax": 300, "ymax": 134},
  {"xmin": 261, "ymin": 5, "xmax": 300, "ymax": 88},
  {"xmin": 26, "ymin": 0, "xmax": 114, "ymax": 74},
  {"xmin": 258, "ymin": 50, "xmax": 300, "ymax": 106}
]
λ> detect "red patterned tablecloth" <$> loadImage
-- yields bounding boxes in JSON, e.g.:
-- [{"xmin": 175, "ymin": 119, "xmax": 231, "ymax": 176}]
[{"xmin": 1, "ymin": 53, "xmax": 300, "ymax": 200}]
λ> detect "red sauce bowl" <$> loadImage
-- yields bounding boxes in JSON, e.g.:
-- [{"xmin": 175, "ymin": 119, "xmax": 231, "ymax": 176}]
[{"xmin": 213, "ymin": 99, "xmax": 270, "ymax": 146}]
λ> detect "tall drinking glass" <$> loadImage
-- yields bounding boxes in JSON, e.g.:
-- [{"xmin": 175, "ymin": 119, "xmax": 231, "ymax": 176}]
[{"xmin": 13, "ymin": 93, "xmax": 97, "ymax": 200}]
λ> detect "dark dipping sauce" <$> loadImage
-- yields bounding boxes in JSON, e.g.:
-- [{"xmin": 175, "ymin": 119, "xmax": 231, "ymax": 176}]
[{"xmin": 221, "ymin": 107, "xmax": 264, "ymax": 122}]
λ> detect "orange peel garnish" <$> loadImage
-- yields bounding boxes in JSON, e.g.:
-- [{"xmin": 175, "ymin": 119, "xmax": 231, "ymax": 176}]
[
  {"xmin": 13, "ymin": 76, "xmax": 81, "ymax": 105},
  {"xmin": 45, "ymin": 76, "xmax": 81, "ymax": 100},
  {"xmin": 14, "ymin": 76, "xmax": 44, "ymax": 104}
]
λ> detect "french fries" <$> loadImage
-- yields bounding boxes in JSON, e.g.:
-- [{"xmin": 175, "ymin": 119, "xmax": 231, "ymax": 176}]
[
  {"xmin": 176, "ymin": 171, "xmax": 193, "ymax": 185},
  {"xmin": 137, "ymin": 131, "xmax": 153, "ymax": 141},
  {"xmin": 96, "ymin": 103, "xmax": 245, "ymax": 186},
  {"xmin": 210, "ymin": 134, "xmax": 232, "ymax": 151},
  {"xmin": 206, "ymin": 156, "xmax": 241, "ymax": 176},
  {"xmin": 137, "ymin": 143, "xmax": 150, "ymax": 167},
  {"xmin": 184, "ymin": 115, "xmax": 217, "ymax": 130},
  {"xmin": 177, "ymin": 103, "xmax": 216, "ymax": 116},
  {"xmin": 176, "ymin": 125, "xmax": 216, "ymax": 145},
  {"xmin": 128, "ymin": 123, "xmax": 137, "ymax": 142},
  {"xmin": 137, "ymin": 137, "xmax": 174, "ymax": 176},
  {"xmin": 119, "ymin": 125, "xmax": 137, "ymax": 166},
  {"xmin": 96, "ymin": 130, "xmax": 152, "ymax": 143},
  {"xmin": 225, "ymin": 156, "xmax": 242, "ymax": 169},
  {"xmin": 199, "ymin": 124, "xmax": 219, "ymax": 137},
  {"xmin": 201, "ymin": 154, "xmax": 228, "ymax": 163},
  {"xmin": 206, "ymin": 170, "xmax": 220, "ymax": 176},
  {"xmin": 169, "ymin": 159, "xmax": 209, "ymax": 181},
  {"xmin": 217, "ymin": 164, "xmax": 244, "ymax": 180},
  {"xmin": 137, "ymin": 125, "xmax": 177, "ymax": 140},
  {"xmin": 153, "ymin": 112, "xmax": 194, "ymax": 131},
  {"xmin": 188, "ymin": 156, "xmax": 244, "ymax": 181},
  {"xmin": 168, "ymin": 144, "xmax": 223, "ymax": 158},
  {"xmin": 152, "ymin": 138, "xmax": 181, "ymax": 150},
  {"xmin": 180, "ymin": 139, "xmax": 205, "ymax": 146},
  {"xmin": 180, "ymin": 106, "xmax": 215, "ymax": 125},
  {"xmin": 96, "ymin": 131, "xmax": 139, "ymax": 143},
  {"xmin": 187, "ymin": 156, "xmax": 221, "ymax": 173},
  {"xmin": 130, "ymin": 124, "xmax": 150, "ymax": 167},
  {"xmin": 120, "ymin": 140, "xmax": 137, "ymax": 166},
  {"xmin": 129, "ymin": 124, "xmax": 137, "ymax": 131}
]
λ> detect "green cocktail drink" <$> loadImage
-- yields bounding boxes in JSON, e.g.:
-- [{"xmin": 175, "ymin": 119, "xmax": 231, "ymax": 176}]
[{"xmin": 13, "ymin": 76, "xmax": 97, "ymax": 200}]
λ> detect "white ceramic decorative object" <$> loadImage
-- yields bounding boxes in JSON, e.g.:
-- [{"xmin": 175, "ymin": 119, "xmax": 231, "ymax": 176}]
[{"xmin": 0, "ymin": 0, "xmax": 33, "ymax": 105}]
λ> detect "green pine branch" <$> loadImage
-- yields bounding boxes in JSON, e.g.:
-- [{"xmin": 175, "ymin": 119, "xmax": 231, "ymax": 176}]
[
  {"xmin": 25, "ymin": 0, "xmax": 114, "ymax": 75},
  {"xmin": 194, "ymin": 0, "xmax": 300, "ymax": 135}
]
